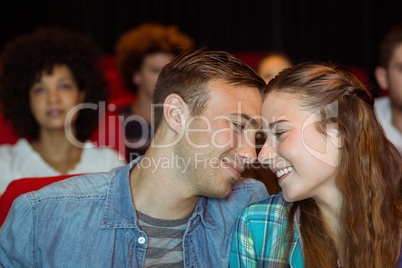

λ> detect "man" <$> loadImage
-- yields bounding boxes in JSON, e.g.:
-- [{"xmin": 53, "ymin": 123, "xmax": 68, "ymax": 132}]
[
  {"xmin": 0, "ymin": 48, "xmax": 269, "ymax": 267},
  {"xmin": 115, "ymin": 23, "xmax": 194, "ymax": 161},
  {"xmin": 374, "ymin": 23, "xmax": 402, "ymax": 155}
]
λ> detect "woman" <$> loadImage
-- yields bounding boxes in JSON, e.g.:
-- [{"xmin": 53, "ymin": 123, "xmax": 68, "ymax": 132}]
[
  {"xmin": 230, "ymin": 63, "xmax": 401, "ymax": 267},
  {"xmin": 0, "ymin": 28, "xmax": 126, "ymax": 195}
]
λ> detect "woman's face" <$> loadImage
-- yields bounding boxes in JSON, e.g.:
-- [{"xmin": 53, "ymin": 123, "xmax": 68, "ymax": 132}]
[
  {"xmin": 133, "ymin": 52, "xmax": 174, "ymax": 99},
  {"xmin": 29, "ymin": 64, "xmax": 85, "ymax": 132},
  {"xmin": 258, "ymin": 91, "xmax": 340, "ymax": 204}
]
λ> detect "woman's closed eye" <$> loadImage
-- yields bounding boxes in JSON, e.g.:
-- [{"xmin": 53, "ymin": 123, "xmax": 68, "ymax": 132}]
[{"xmin": 274, "ymin": 130, "xmax": 287, "ymax": 138}]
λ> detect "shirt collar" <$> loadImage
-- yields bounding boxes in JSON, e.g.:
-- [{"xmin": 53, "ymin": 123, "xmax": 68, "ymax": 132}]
[
  {"xmin": 101, "ymin": 158, "xmax": 142, "ymax": 228},
  {"xmin": 101, "ymin": 157, "xmax": 219, "ymax": 229},
  {"xmin": 189, "ymin": 196, "xmax": 219, "ymax": 229}
]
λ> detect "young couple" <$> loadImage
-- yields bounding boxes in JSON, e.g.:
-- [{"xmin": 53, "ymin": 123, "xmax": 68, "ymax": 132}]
[{"xmin": 0, "ymin": 48, "xmax": 400, "ymax": 267}]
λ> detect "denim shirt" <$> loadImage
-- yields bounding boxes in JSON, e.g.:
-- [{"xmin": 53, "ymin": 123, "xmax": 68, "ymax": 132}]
[{"xmin": 0, "ymin": 158, "xmax": 269, "ymax": 267}]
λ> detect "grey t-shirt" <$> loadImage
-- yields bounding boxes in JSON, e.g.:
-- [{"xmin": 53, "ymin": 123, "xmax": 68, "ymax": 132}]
[{"xmin": 137, "ymin": 211, "xmax": 190, "ymax": 267}]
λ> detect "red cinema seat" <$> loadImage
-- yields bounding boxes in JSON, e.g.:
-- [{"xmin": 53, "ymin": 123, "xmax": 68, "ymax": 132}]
[
  {"xmin": 0, "ymin": 174, "xmax": 83, "ymax": 227},
  {"xmin": 98, "ymin": 54, "xmax": 133, "ymax": 99},
  {"xmin": 0, "ymin": 113, "xmax": 19, "ymax": 145},
  {"xmin": 233, "ymin": 51, "xmax": 267, "ymax": 70}
]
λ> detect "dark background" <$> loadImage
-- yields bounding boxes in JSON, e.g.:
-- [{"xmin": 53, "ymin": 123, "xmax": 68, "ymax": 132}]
[{"xmin": 1, "ymin": 0, "xmax": 401, "ymax": 93}]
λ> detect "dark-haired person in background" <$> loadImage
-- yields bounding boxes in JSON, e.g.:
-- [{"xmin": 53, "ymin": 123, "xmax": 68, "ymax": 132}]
[
  {"xmin": 374, "ymin": 22, "xmax": 402, "ymax": 156},
  {"xmin": 0, "ymin": 28, "xmax": 126, "ymax": 195},
  {"xmin": 115, "ymin": 23, "xmax": 194, "ymax": 161}
]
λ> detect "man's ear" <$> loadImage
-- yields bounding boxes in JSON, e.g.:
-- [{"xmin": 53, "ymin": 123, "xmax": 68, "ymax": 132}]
[
  {"xmin": 163, "ymin": 94, "xmax": 186, "ymax": 134},
  {"xmin": 374, "ymin": 66, "xmax": 389, "ymax": 91}
]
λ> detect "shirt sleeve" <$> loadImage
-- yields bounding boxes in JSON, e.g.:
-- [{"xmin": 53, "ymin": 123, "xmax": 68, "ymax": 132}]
[
  {"xmin": 230, "ymin": 208, "xmax": 257, "ymax": 268},
  {"xmin": 0, "ymin": 194, "xmax": 35, "ymax": 267}
]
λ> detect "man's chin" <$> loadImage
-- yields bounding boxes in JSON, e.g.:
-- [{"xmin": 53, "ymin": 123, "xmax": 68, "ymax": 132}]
[{"xmin": 204, "ymin": 185, "xmax": 232, "ymax": 199}]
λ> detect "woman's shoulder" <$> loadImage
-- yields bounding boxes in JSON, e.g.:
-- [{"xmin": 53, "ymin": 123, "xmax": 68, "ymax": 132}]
[
  {"xmin": 254, "ymin": 193, "xmax": 287, "ymax": 207},
  {"xmin": 237, "ymin": 193, "xmax": 290, "ymax": 238},
  {"xmin": 0, "ymin": 138, "xmax": 32, "ymax": 156},
  {"xmin": 241, "ymin": 193, "xmax": 288, "ymax": 218},
  {"xmin": 85, "ymin": 144, "xmax": 125, "ymax": 159},
  {"xmin": 77, "ymin": 142, "xmax": 127, "ymax": 171}
]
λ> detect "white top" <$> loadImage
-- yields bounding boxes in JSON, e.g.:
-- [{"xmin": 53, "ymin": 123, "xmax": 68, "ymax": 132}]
[
  {"xmin": 374, "ymin": 96, "xmax": 402, "ymax": 155},
  {"xmin": 0, "ymin": 139, "xmax": 127, "ymax": 194}
]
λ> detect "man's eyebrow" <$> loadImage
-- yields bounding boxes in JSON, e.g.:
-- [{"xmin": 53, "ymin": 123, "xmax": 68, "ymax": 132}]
[
  {"xmin": 269, "ymin": 119, "xmax": 289, "ymax": 129},
  {"xmin": 229, "ymin": 113, "xmax": 260, "ymax": 128}
]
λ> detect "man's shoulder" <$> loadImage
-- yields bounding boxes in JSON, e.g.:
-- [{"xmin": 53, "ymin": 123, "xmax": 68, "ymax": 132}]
[
  {"xmin": 231, "ymin": 178, "xmax": 267, "ymax": 194},
  {"xmin": 25, "ymin": 168, "xmax": 122, "ymax": 205},
  {"xmin": 0, "ymin": 138, "xmax": 30, "ymax": 158}
]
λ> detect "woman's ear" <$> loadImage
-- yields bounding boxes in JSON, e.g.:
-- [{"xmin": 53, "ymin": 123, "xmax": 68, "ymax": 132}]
[
  {"xmin": 374, "ymin": 66, "xmax": 389, "ymax": 91},
  {"xmin": 163, "ymin": 94, "xmax": 186, "ymax": 134},
  {"xmin": 324, "ymin": 126, "xmax": 344, "ymax": 152}
]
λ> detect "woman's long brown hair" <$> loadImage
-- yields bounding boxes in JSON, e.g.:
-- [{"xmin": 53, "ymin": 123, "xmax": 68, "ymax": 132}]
[{"xmin": 265, "ymin": 63, "xmax": 401, "ymax": 267}]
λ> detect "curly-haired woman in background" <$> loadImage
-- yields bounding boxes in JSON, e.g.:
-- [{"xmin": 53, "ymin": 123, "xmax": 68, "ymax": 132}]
[
  {"xmin": 230, "ymin": 63, "xmax": 401, "ymax": 267},
  {"xmin": 0, "ymin": 28, "xmax": 126, "ymax": 195}
]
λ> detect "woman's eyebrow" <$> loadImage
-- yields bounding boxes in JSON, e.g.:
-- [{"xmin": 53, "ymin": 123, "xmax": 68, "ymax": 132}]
[{"xmin": 269, "ymin": 119, "xmax": 290, "ymax": 129}]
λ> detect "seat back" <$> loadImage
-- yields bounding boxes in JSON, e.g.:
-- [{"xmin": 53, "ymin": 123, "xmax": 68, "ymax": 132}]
[
  {"xmin": 0, "ymin": 174, "xmax": 82, "ymax": 227},
  {"xmin": 0, "ymin": 113, "xmax": 19, "ymax": 145}
]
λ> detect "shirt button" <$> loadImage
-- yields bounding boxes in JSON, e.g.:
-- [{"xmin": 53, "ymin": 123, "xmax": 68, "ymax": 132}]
[{"xmin": 138, "ymin": 237, "xmax": 146, "ymax": 244}]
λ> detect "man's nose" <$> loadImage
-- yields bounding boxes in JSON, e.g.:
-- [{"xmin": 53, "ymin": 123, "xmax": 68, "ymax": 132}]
[{"xmin": 237, "ymin": 133, "xmax": 258, "ymax": 165}]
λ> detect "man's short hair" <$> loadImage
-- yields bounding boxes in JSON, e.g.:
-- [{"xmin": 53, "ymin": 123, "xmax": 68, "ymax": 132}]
[{"xmin": 152, "ymin": 47, "xmax": 266, "ymax": 131}]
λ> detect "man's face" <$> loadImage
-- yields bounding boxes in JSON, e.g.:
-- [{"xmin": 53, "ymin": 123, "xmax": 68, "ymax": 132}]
[
  {"xmin": 387, "ymin": 43, "xmax": 402, "ymax": 108},
  {"xmin": 175, "ymin": 80, "xmax": 262, "ymax": 198},
  {"xmin": 134, "ymin": 52, "xmax": 174, "ymax": 99}
]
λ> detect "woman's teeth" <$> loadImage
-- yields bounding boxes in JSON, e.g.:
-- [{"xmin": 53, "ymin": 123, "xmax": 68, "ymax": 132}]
[{"xmin": 276, "ymin": 167, "xmax": 294, "ymax": 178}]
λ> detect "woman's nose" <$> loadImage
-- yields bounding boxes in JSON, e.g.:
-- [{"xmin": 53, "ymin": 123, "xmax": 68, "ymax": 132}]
[{"xmin": 258, "ymin": 141, "xmax": 278, "ymax": 165}]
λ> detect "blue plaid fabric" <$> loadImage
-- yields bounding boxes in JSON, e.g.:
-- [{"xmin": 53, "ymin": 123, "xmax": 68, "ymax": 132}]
[{"xmin": 230, "ymin": 193, "xmax": 304, "ymax": 267}]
